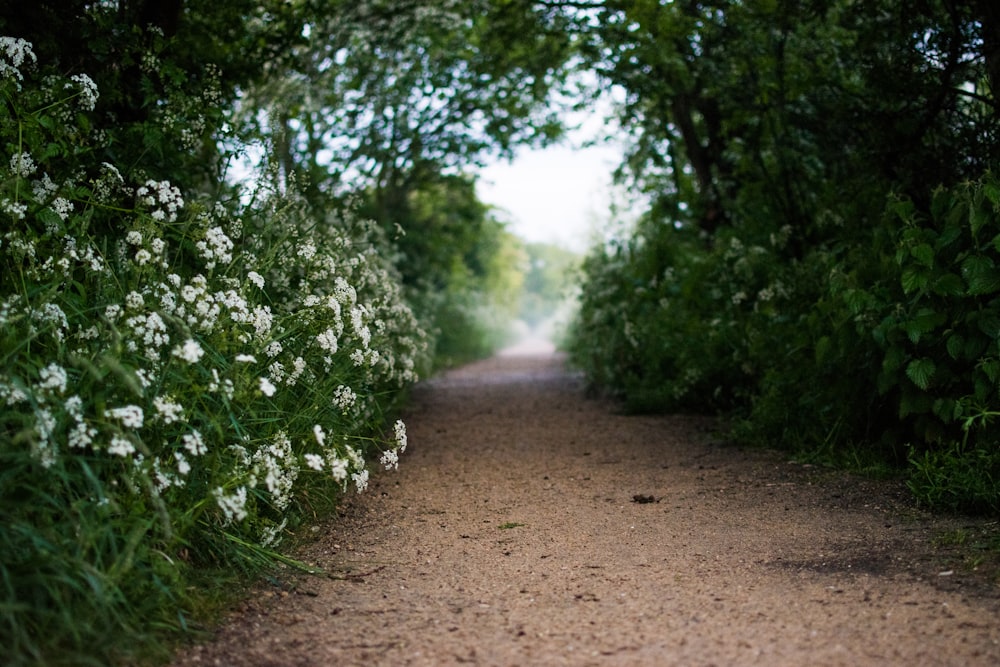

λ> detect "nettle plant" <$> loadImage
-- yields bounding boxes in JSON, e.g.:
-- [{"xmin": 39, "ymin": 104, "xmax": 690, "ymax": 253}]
[
  {"xmin": 876, "ymin": 176, "xmax": 1000, "ymax": 512},
  {"xmin": 1, "ymin": 34, "xmax": 424, "ymax": 615}
]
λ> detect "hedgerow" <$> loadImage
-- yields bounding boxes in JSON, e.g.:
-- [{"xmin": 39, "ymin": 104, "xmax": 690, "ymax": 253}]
[{"xmin": 0, "ymin": 38, "xmax": 427, "ymax": 665}]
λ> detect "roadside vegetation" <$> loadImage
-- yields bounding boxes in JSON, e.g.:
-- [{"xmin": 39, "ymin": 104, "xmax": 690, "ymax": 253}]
[
  {"xmin": 0, "ymin": 2, "xmax": 573, "ymax": 664},
  {"xmin": 564, "ymin": 1, "xmax": 1000, "ymax": 515},
  {"xmin": 3, "ymin": 1, "xmax": 1000, "ymax": 665}
]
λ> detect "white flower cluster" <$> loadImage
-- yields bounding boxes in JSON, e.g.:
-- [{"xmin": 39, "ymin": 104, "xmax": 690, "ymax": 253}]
[
  {"xmin": 304, "ymin": 424, "xmax": 370, "ymax": 493},
  {"xmin": 136, "ymin": 179, "xmax": 184, "ymax": 222},
  {"xmin": 68, "ymin": 73, "xmax": 98, "ymax": 111},
  {"xmin": 10, "ymin": 152, "xmax": 36, "ymax": 178},
  {"xmin": 380, "ymin": 419, "xmax": 408, "ymax": 471},
  {"xmin": 1, "ymin": 43, "xmax": 430, "ymax": 552},
  {"xmin": 0, "ymin": 37, "xmax": 36, "ymax": 89},
  {"xmin": 124, "ymin": 229, "xmax": 168, "ymax": 268},
  {"xmin": 124, "ymin": 310, "xmax": 170, "ymax": 359},
  {"xmin": 250, "ymin": 431, "xmax": 298, "ymax": 511},
  {"xmin": 332, "ymin": 384, "xmax": 357, "ymax": 413},
  {"xmin": 155, "ymin": 63, "xmax": 223, "ymax": 150},
  {"xmin": 195, "ymin": 226, "xmax": 234, "ymax": 269},
  {"xmin": 213, "ymin": 486, "xmax": 248, "ymax": 524},
  {"xmin": 93, "ymin": 162, "xmax": 126, "ymax": 203}
]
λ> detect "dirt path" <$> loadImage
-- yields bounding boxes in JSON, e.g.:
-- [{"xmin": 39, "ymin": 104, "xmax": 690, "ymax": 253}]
[{"xmin": 174, "ymin": 345, "xmax": 1000, "ymax": 666}]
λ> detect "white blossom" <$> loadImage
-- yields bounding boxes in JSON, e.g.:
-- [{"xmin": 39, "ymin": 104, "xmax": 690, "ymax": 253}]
[
  {"xmin": 393, "ymin": 419, "xmax": 407, "ymax": 452},
  {"xmin": 0, "ymin": 37, "xmax": 37, "ymax": 88},
  {"xmin": 213, "ymin": 486, "xmax": 248, "ymax": 523},
  {"xmin": 108, "ymin": 435, "xmax": 136, "ymax": 457},
  {"xmin": 304, "ymin": 453, "xmax": 324, "ymax": 471},
  {"xmin": 183, "ymin": 430, "xmax": 207, "ymax": 455},
  {"xmin": 9, "ymin": 152, "xmax": 36, "ymax": 178},
  {"xmin": 104, "ymin": 404, "xmax": 144, "ymax": 429},
  {"xmin": 172, "ymin": 338, "xmax": 204, "ymax": 364}
]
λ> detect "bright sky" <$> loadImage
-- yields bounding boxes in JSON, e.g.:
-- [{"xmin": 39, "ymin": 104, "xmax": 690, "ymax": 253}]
[{"xmin": 476, "ymin": 139, "xmax": 622, "ymax": 252}]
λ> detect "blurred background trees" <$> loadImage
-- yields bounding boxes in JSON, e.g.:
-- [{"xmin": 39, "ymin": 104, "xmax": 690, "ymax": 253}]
[{"xmin": 1, "ymin": 0, "xmax": 579, "ymax": 368}]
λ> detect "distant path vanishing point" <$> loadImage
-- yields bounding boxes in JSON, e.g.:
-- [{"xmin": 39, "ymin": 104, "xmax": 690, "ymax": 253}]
[{"xmin": 174, "ymin": 346, "xmax": 1000, "ymax": 666}]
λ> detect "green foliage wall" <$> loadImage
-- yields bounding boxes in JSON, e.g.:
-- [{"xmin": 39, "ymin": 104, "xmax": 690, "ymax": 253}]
[{"xmin": 567, "ymin": 0, "xmax": 1000, "ymax": 514}]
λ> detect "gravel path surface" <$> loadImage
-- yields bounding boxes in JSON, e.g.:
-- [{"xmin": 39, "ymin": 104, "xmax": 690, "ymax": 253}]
[{"xmin": 174, "ymin": 345, "xmax": 1000, "ymax": 666}]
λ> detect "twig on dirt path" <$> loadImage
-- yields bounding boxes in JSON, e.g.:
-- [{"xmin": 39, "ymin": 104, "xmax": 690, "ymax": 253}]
[{"xmin": 327, "ymin": 564, "xmax": 387, "ymax": 582}]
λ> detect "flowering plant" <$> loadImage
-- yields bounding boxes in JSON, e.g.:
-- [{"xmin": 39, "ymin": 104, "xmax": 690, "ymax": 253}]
[{"xmin": 1, "ymin": 37, "xmax": 427, "ymax": 662}]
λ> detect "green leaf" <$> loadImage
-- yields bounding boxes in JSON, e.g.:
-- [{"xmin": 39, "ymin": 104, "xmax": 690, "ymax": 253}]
[
  {"xmin": 910, "ymin": 243, "xmax": 934, "ymax": 268},
  {"xmin": 962, "ymin": 255, "xmax": 1000, "ymax": 295},
  {"xmin": 930, "ymin": 272, "xmax": 965, "ymax": 296},
  {"xmin": 930, "ymin": 186, "xmax": 953, "ymax": 222},
  {"xmin": 814, "ymin": 335, "xmax": 831, "ymax": 364},
  {"xmin": 978, "ymin": 358, "xmax": 1000, "ymax": 384},
  {"xmin": 901, "ymin": 267, "xmax": 928, "ymax": 294},
  {"xmin": 904, "ymin": 308, "xmax": 945, "ymax": 343},
  {"xmin": 937, "ymin": 223, "xmax": 962, "ymax": 248},
  {"xmin": 970, "ymin": 202, "xmax": 992, "ymax": 238},
  {"xmin": 932, "ymin": 398, "xmax": 957, "ymax": 423},
  {"xmin": 976, "ymin": 311, "xmax": 1000, "ymax": 338},
  {"xmin": 984, "ymin": 182, "xmax": 1000, "ymax": 207},
  {"xmin": 906, "ymin": 358, "xmax": 936, "ymax": 390},
  {"xmin": 842, "ymin": 288, "xmax": 870, "ymax": 315},
  {"xmin": 946, "ymin": 334, "xmax": 964, "ymax": 360},
  {"xmin": 882, "ymin": 344, "xmax": 907, "ymax": 374}
]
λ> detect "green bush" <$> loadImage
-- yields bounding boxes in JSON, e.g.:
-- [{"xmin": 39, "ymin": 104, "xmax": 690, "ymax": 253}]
[
  {"xmin": 570, "ymin": 172, "xmax": 1000, "ymax": 514},
  {"xmin": 1, "ymin": 38, "xmax": 426, "ymax": 665}
]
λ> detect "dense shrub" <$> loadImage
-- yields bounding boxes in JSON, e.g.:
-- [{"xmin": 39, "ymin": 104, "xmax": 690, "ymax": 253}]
[
  {"xmin": 569, "ymin": 172, "xmax": 1000, "ymax": 514},
  {"xmin": 0, "ymin": 39, "xmax": 426, "ymax": 665}
]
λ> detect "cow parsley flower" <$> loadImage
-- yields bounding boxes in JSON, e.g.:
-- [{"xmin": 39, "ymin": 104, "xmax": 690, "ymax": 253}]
[
  {"xmin": 105, "ymin": 405, "xmax": 144, "ymax": 429},
  {"xmin": 9, "ymin": 152, "xmax": 36, "ymax": 178},
  {"xmin": 183, "ymin": 430, "xmax": 207, "ymax": 455},
  {"xmin": 380, "ymin": 449, "xmax": 399, "ymax": 471},
  {"xmin": 68, "ymin": 420, "xmax": 97, "ymax": 450},
  {"xmin": 172, "ymin": 338, "xmax": 204, "ymax": 364},
  {"xmin": 286, "ymin": 357, "xmax": 307, "ymax": 386},
  {"xmin": 37, "ymin": 363, "xmax": 68, "ymax": 395},
  {"xmin": 393, "ymin": 419, "xmax": 407, "ymax": 452},
  {"xmin": 332, "ymin": 385, "xmax": 357, "ymax": 413},
  {"xmin": 32, "ymin": 173, "xmax": 57, "ymax": 200},
  {"xmin": 213, "ymin": 486, "xmax": 248, "ymax": 524},
  {"xmin": 195, "ymin": 226, "xmax": 233, "ymax": 268},
  {"xmin": 247, "ymin": 271, "xmax": 265, "ymax": 289},
  {"xmin": 329, "ymin": 456, "xmax": 349, "ymax": 482},
  {"xmin": 352, "ymin": 469, "xmax": 369, "ymax": 493},
  {"xmin": 51, "ymin": 197, "xmax": 72, "ymax": 220},
  {"xmin": 259, "ymin": 376, "xmax": 276, "ymax": 397},
  {"xmin": 136, "ymin": 179, "xmax": 184, "ymax": 223},
  {"xmin": 153, "ymin": 395, "xmax": 184, "ymax": 424},
  {"xmin": 108, "ymin": 435, "xmax": 136, "ymax": 457},
  {"xmin": 125, "ymin": 291, "xmax": 144, "ymax": 309},
  {"xmin": 260, "ymin": 518, "xmax": 287, "ymax": 548},
  {"xmin": 68, "ymin": 73, "xmax": 98, "ymax": 111},
  {"xmin": 0, "ymin": 37, "xmax": 37, "ymax": 88},
  {"xmin": 304, "ymin": 453, "xmax": 324, "ymax": 471},
  {"xmin": 317, "ymin": 328, "xmax": 339, "ymax": 354}
]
